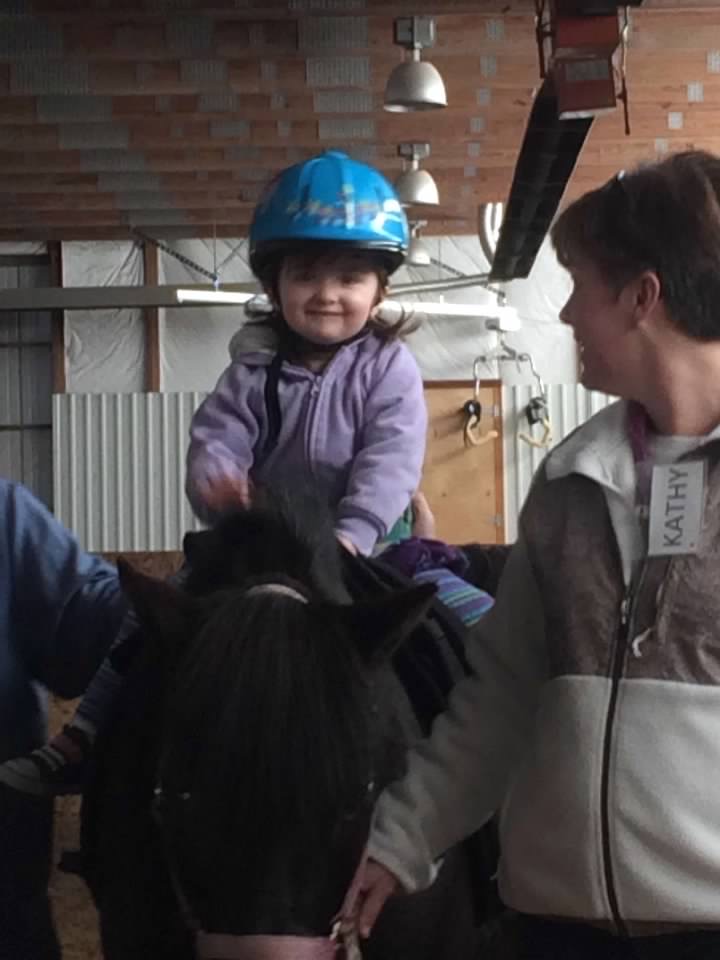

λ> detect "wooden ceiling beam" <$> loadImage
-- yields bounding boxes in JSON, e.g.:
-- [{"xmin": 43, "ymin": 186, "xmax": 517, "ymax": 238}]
[
  {"xmin": 24, "ymin": 0, "xmax": 720, "ymax": 19},
  {"xmin": 29, "ymin": 0, "xmax": 536, "ymax": 20},
  {"xmin": 0, "ymin": 222, "xmax": 477, "ymax": 242}
]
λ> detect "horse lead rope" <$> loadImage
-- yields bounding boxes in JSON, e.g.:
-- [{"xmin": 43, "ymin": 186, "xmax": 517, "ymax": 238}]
[{"xmin": 196, "ymin": 932, "xmax": 344, "ymax": 959}]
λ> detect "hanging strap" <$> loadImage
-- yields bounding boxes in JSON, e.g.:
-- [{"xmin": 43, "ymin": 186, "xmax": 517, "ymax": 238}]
[
  {"xmin": 262, "ymin": 352, "xmax": 285, "ymax": 458},
  {"xmin": 627, "ymin": 400, "xmax": 654, "ymax": 507}
]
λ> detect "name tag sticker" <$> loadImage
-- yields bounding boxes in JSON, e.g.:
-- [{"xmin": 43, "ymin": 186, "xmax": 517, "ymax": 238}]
[{"xmin": 648, "ymin": 460, "xmax": 705, "ymax": 556}]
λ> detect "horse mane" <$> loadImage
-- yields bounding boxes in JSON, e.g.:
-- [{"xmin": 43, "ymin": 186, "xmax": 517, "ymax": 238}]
[
  {"xmin": 182, "ymin": 483, "xmax": 351, "ymax": 605},
  {"xmin": 155, "ymin": 490, "xmax": 381, "ymax": 922}
]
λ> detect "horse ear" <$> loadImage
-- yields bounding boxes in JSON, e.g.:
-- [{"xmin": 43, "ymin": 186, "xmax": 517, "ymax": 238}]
[
  {"xmin": 182, "ymin": 529, "xmax": 215, "ymax": 567},
  {"xmin": 117, "ymin": 558, "xmax": 197, "ymax": 647},
  {"xmin": 347, "ymin": 582, "xmax": 437, "ymax": 664}
]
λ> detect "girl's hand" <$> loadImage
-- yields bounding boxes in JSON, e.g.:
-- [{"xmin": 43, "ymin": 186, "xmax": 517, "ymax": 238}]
[
  {"xmin": 201, "ymin": 474, "xmax": 251, "ymax": 513},
  {"xmin": 336, "ymin": 533, "xmax": 358, "ymax": 555}
]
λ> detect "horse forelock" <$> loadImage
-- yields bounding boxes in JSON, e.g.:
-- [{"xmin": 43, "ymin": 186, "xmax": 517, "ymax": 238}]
[
  {"xmin": 183, "ymin": 488, "xmax": 350, "ymax": 606},
  {"xmin": 161, "ymin": 587, "xmax": 376, "ymax": 831},
  {"xmin": 155, "ymin": 581, "xmax": 383, "ymax": 934}
]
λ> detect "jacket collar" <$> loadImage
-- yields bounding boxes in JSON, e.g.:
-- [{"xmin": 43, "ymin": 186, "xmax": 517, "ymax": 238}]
[
  {"xmin": 545, "ymin": 399, "xmax": 635, "ymax": 500},
  {"xmin": 545, "ymin": 397, "xmax": 720, "ymax": 498},
  {"xmin": 228, "ymin": 321, "xmax": 370, "ymax": 366}
]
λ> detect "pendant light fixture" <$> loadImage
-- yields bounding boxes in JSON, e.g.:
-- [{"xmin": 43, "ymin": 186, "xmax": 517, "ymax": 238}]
[
  {"xmin": 384, "ymin": 17, "xmax": 448, "ymax": 113},
  {"xmin": 394, "ymin": 142, "xmax": 440, "ymax": 207}
]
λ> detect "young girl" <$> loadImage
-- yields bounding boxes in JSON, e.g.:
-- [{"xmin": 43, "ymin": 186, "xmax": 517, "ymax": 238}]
[
  {"xmin": 185, "ymin": 149, "xmax": 426, "ymax": 555},
  {"xmin": 0, "ymin": 151, "xmax": 427, "ymax": 796}
]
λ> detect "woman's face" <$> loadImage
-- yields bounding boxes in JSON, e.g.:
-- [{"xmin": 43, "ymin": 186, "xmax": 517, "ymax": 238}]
[{"xmin": 560, "ymin": 258, "xmax": 640, "ymax": 396}]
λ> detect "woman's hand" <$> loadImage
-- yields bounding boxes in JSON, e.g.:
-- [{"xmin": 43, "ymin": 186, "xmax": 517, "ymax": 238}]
[
  {"xmin": 353, "ymin": 859, "xmax": 402, "ymax": 938},
  {"xmin": 410, "ymin": 491, "xmax": 436, "ymax": 539}
]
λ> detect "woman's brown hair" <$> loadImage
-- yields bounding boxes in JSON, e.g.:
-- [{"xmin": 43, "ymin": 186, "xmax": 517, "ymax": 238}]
[{"xmin": 551, "ymin": 150, "xmax": 720, "ymax": 340}]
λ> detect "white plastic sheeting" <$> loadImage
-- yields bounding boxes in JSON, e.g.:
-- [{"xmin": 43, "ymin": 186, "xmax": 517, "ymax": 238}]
[
  {"xmin": 0, "ymin": 262, "xmax": 53, "ymax": 505},
  {"xmin": 160, "ymin": 238, "xmax": 254, "ymax": 393},
  {"xmin": 158, "ymin": 234, "xmax": 577, "ymax": 391},
  {"xmin": 63, "ymin": 240, "xmax": 144, "ymax": 393},
  {"xmin": 58, "ymin": 232, "xmax": 578, "ymax": 393},
  {"xmin": 501, "ymin": 235, "xmax": 577, "ymax": 385}
]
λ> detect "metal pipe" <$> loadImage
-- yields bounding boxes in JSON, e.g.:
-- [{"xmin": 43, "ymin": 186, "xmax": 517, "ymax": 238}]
[{"xmin": 390, "ymin": 272, "xmax": 491, "ymax": 294}]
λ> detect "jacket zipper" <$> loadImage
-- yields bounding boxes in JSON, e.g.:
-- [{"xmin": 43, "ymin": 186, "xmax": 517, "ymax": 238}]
[
  {"xmin": 303, "ymin": 350, "xmax": 342, "ymax": 479},
  {"xmin": 305, "ymin": 378, "xmax": 321, "ymax": 477},
  {"xmin": 600, "ymin": 563, "xmax": 647, "ymax": 936}
]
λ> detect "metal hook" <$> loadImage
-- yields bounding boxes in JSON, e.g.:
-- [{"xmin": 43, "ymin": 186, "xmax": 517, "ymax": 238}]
[
  {"xmin": 519, "ymin": 415, "xmax": 553, "ymax": 449},
  {"xmin": 472, "ymin": 358, "xmax": 484, "ymax": 400},
  {"xmin": 518, "ymin": 395, "xmax": 553, "ymax": 449},
  {"xmin": 515, "ymin": 351, "xmax": 546, "ymax": 401},
  {"xmin": 463, "ymin": 375, "xmax": 499, "ymax": 448}
]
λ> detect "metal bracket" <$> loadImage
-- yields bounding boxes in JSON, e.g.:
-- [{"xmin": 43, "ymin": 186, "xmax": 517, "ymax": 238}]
[
  {"xmin": 398, "ymin": 142, "xmax": 431, "ymax": 163},
  {"xmin": 394, "ymin": 16, "xmax": 436, "ymax": 49}
]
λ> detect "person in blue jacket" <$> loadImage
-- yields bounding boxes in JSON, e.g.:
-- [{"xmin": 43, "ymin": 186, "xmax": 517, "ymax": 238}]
[{"xmin": 0, "ymin": 478, "xmax": 126, "ymax": 960}]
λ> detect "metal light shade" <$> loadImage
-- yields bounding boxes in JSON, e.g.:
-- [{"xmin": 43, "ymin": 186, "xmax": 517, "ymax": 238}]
[
  {"xmin": 406, "ymin": 235, "xmax": 432, "ymax": 266},
  {"xmin": 384, "ymin": 60, "xmax": 448, "ymax": 112},
  {"xmin": 395, "ymin": 168, "xmax": 440, "ymax": 206}
]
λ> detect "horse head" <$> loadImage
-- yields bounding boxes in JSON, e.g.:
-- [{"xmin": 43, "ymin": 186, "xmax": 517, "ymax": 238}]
[{"xmin": 113, "ymin": 492, "xmax": 435, "ymax": 956}]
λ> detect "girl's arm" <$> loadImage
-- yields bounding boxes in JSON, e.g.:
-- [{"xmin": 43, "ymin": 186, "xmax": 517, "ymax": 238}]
[
  {"xmin": 186, "ymin": 363, "xmax": 262, "ymax": 522},
  {"xmin": 335, "ymin": 344, "xmax": 427, "ymax": 555}
]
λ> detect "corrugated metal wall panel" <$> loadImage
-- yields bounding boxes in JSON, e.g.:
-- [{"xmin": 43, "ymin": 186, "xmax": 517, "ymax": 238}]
[
  {"xmin": 53, "ymin": 392, "xmax": 207, "ymax": 552},
  {"xmin": 502, "ymin": 384, "xmax": 616, "ymax": 542},
  {"xmin": 21, "ymin": 345, "xmax": 52, "ymax": 426},
  {"xmin": 55, "ymin": 386, "xmax": 618, "ymax": 553},
  {"xmin": 0, "ymin": 432, "xmax": 21, "ymax": 490},
  {"xmin": 0, "ymin": 260, "xmax": 53, "ymax": 505},
  {"xmin": 0, "ymin": 347, "xmax": 22, "ymax": 425},
  {"xmin": 20, "ymin": 429, "xmax": 53, "ymax": 507}
]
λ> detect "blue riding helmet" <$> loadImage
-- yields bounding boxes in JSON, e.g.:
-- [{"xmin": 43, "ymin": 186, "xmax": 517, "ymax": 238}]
[{"xmin": 249, "ymin": 151, "xmax": 409, "ymax": 278}]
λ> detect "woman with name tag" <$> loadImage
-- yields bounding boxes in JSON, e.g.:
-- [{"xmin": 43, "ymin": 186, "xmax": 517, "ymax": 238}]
[{"xmin": 348, "ymin": 149, "xmax": 720, "ymax": 959}]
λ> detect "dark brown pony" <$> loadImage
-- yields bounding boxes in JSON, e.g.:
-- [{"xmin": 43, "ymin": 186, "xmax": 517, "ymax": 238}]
[{"xmin": 80, "ymin": 490, "xmax": 484, "ymax": 959}]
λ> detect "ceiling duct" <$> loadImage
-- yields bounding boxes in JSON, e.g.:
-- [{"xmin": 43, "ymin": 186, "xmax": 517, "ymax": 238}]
[
  {"xmin": 489, "ymin": 0, "xmax": 646, "ymax": 282},
  {"xmin": 488, "ymin": 76, "xmax": 592, "ymax": 282}
]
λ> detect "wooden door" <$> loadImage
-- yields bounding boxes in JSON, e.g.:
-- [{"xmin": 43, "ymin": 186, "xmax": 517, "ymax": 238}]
[{"xmin": 422, "ymin": 380, "xmax": 504, "ymax": 545}]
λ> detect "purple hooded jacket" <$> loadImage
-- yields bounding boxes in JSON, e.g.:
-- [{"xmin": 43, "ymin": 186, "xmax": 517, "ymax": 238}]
[{"xmin": 186, "ymin": 325, "xmax": 427, "ymax": 555}]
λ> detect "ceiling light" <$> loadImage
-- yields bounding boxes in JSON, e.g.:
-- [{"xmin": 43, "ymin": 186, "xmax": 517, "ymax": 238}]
[
  {"xmin": 384, "ymin": 17, "xmax": 447, "ymax": 112},
  {"xmin": 394, "ymin": 143, "xmax": 440, "ymax": 207},
  {"xmin": 406, "ymin": 221, "xmax": 431, "ymax": 266}
]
